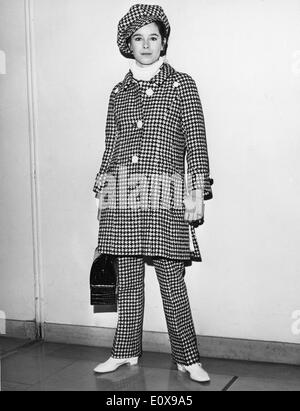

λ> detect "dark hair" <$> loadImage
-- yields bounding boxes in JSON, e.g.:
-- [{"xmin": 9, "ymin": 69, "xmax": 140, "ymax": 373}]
[
  {"xmin": 154, "ymin": 20, "xmax": 169, "ymax": 56},
  {"xmin": 127, "ymin": 20, "xmax": 169, "ymax": 57}
]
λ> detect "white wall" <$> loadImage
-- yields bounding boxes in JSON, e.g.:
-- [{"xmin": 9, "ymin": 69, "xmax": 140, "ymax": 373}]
[
  {"xmin": 1, "ymin": 0, "xmax": 300, "ymax": 344},
  {"xmin": 0, "ymin": 0, "xmax": 35, "ymax": 321}
]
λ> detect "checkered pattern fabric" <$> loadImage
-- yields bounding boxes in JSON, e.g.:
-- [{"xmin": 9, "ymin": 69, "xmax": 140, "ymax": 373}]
[
  {"xmin": 93, "ymin": 62, "xmax": 212, "ymax": 261},
  {"xmin": 117, "ymin": 4, "xmax": 170, "ymax": 58},
  {"xmin": 111, "ymin": 256, "xmax": 201, "ymax": 366}
]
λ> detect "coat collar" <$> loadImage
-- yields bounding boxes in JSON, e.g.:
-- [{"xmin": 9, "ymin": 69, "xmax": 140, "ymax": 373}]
[{"xmin": 120, "ymin": 62, "xmax": 175, "ymax": 91}]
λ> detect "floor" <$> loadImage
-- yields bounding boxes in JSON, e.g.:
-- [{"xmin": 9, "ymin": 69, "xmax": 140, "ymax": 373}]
[{"xmin": 1, "ymin": 336, "xmax": 300, "ymax": 391}]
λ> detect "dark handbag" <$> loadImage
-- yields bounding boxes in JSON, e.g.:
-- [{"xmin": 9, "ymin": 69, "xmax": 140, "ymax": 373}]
[{"xmin": 90, "ymin": 250, "xmax": 118, "ymax": 312}]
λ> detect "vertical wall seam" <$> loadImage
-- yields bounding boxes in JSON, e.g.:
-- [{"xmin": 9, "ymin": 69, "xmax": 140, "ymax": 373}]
[{"xmin": 24, "ymin": 0, "xmax": 44, "ymax": 339}]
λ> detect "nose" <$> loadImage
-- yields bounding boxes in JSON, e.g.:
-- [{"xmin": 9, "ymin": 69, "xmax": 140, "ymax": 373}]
[{"xmin": 143, "ymin": 41, "xmax": 149, "ymax": 49}]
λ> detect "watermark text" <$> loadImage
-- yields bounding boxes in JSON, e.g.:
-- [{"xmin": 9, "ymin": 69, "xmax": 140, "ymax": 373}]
[
  {"xmin": 291, "ymin": 310, "xmax": 300, "ymax": 336},
  {"xmin": 0, "ymin": 50, "xmax": 6, "ymax": 75},
  {"xmin": 0, "ymin": 311, "xmax": 6, "ymax": 335}
]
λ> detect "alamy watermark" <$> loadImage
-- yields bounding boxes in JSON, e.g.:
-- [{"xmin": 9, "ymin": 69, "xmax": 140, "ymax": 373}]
[
  {"xmin": 291, "ymin": 310, "xmax": 300, "ymax": 336},
  {"xmin": 0, "ymin": 311, "xmax": 6, "ymax": 335},
  {"xmin": 95, "ymin": 165, "xmax": 206, "ymax": 211},
  {"xmin": 292, "ymin": 50, "xmax": 300, "ymax": 76},
  {"xmin": 0, "ymin": 50, "xmax": 6, "ymax": 75}
]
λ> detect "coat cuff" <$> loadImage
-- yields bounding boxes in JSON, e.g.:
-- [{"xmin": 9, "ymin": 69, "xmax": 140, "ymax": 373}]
[
  {"xmin": 93, "ymin": 172, "xmax": 108, "ymax": 195},
  {"xmin": 187, "ymin": 172, "xmax": 214, "ymax": 200}
]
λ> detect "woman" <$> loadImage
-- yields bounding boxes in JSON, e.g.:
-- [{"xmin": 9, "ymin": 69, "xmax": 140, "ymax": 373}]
[{"xmin": 92, "ymin": 4, "xmax": 213, "ymax": 383}]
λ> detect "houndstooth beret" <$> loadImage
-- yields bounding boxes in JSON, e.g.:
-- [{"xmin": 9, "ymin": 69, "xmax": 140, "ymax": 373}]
[{"xmin": 117, "ymin": 4, "xmax": 171, "ymax": 59}]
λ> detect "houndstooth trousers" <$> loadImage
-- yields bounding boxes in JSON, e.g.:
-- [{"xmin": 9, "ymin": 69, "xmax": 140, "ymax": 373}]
[{"xmin": 111, "ymin": 255, "xmax": 201, "ymax": 366}]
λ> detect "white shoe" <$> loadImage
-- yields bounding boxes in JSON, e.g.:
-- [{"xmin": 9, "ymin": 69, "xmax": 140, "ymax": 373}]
[
  {"xmin": 177, "ymin": 362, "xmax": 210, "ymax": 383},
  {"xmin": 93, "ymin": 356, "xmax": 139, "ymax": 374}
]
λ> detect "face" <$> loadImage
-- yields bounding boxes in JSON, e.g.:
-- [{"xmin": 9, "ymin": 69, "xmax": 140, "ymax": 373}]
[{"xmin": 128, "ymin": 22, "xmax": 166, "ymax": 67}]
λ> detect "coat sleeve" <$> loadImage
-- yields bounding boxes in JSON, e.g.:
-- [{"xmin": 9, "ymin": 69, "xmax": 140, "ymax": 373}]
[
  {"xmin": 92, "ymin": 86, "xmax": 118, "ymax": 197},
  {"xmin": 180, "ymin": 75, "xmax": 213, "ymax": 200}
]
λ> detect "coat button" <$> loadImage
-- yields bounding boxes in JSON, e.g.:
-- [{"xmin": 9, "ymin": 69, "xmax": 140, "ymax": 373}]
[
  {"xmin": 173, "ymin": 81, "xmax": 180, "ymax": 88},
  {"xmin": 114, "ymin": 87, "xmax": 119, "ymax": 94},
  {"xmin": 146, "ymin": 88, "xmax": 154, "ymax": 97},
  {"xmin": 137, "ymin": 120, "xmax": 143, "ymax": 129},
  {"xmin": 132, "ymin": 155, "xmax": 139, "ymax": 164}
]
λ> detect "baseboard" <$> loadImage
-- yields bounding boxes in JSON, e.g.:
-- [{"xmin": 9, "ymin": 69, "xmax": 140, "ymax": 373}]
[
  {"xmin": 2, "ymin": 320, "xmax": 37, "ymax": 340},
  {"xmin": 44, "ymin": 322, "xmax": 300, "ymax": 366}
]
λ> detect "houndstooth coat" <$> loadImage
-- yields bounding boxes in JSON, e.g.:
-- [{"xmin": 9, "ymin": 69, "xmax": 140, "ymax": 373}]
[{"xmin": 93, "ymin": 62, "xmax": 213, "ymax": 261}]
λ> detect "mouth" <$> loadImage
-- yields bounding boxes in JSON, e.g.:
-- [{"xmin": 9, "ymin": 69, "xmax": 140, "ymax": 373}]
[{"xmin": 141, "ymin": 53, "xmax": 152, "ymax": 56}]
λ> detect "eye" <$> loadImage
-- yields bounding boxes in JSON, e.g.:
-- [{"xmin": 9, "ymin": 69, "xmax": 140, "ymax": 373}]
[{"xmin": 150, "ymin": 37, "xmax": 158, "ymax": 41}]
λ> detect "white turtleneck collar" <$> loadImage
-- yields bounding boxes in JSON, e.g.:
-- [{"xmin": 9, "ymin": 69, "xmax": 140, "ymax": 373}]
[{"xmin": 129, "ymin": 56, "xmax": 166, "ymax": 81}]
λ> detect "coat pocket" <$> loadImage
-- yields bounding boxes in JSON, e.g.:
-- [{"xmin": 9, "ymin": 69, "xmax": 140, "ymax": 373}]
[{"xmin": 163, "ymin": 95, "xmax": 181, "ymax": 119}]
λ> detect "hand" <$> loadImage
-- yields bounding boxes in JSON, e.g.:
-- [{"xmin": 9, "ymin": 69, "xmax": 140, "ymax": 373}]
[{"xmin": 183, "ymin": 189, "xmax": 205, "ymax": 223}]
